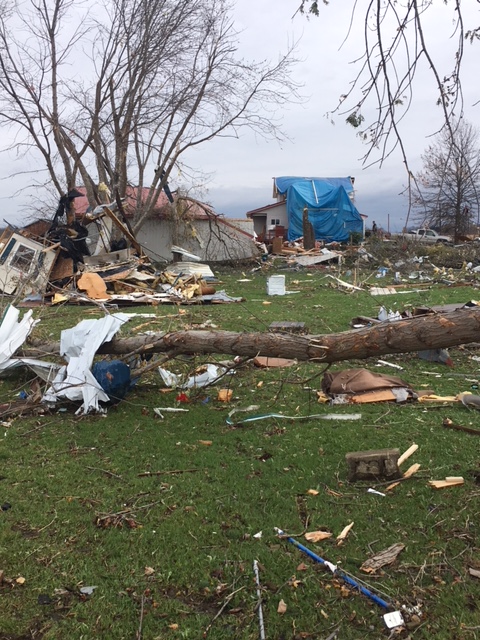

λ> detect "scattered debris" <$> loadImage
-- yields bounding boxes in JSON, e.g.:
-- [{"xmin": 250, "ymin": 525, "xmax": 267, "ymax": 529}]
[
  {"xmin": 442, "ymin": 417, "xmax": 480, "ymax": 435},
  {"xmin": 153, "ymin": 407, "xmax": 189, "ymax": 420},
  {"xmin": 336, "ymin": 522, "xmax": 354, "ymax": 543},
  {"xmin": 253, "ymin": 356, "xmax": 297, "ymax": 368},
  {"xmin": 345, "ymin": 449, "xmax": 402, "ymax": 482},
  {"xmin": 277, "ymin": 599, "xmax": 287, "ymax": 614},
  {"xmin": 429, "ymin": 477, "xmax": 465, "ymax": 489},
  {"xmin": 275, "ymin": 527, "xmax": 393, "ymax": 611},
  {"xmin": 418, "ymin": 348, "xmax": 454, "ymax": 367},
  {"xmin": 268, "ymin": 321, "xmax": 307, "ymax": 334},
  {"xmin": 42, "ymin": 313, "xmax": 133, "ymax": 414},
  {"xmin": 0, "ymin": 199, "xmax": 246, "ymax": 306},
  {"xmin": 457, "ymin": 392, "xmax": 480, "ymax": 410},
  {"xmin": 323, "ymin": 369, "xmax": 417, "ymax": 405},
  {"xmin": 158, "ymin": 364, "xmax": 232, "ymax": 389},
  {"xmin": 253, "ymin": 560, "xmax": 266, "ymax": 640},
  {"xmin": 360, "ymin": 543, "xmax": 405, "ymax": 574},
  {"xmin": 367, "ymin": 488, "xmax": 386, "ymax": 497},
  {"xmin": 217, "ymin": 389, "xmax": 233, "ymax": 402},
  {"xmin": 377, "ymin": 359, "xmax": 404, "ymax": 370},
  {"xmin": 304, "ymin": 530, "xmax": 333, "ymax": 543},
  {"xmin": 397, "ymin": 443, "xmax": 418, "ymax": 466},
  {"xmin": 225, "ymin": 411, "xmax": 362, "ymax": 426},
  {"xmin": 402, "ymin": 463, "xmax": 421, "ymax": 479}
]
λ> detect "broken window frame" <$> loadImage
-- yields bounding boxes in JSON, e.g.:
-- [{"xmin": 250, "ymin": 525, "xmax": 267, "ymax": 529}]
[{"xmin": 9, "ymin": 243, "xmax": 36, "ymax": 274}]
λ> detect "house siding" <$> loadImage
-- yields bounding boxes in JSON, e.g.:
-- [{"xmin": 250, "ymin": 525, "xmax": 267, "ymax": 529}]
[{"xmin": 137, "ymin": 217, "xmax": 259, "ymax": 263}]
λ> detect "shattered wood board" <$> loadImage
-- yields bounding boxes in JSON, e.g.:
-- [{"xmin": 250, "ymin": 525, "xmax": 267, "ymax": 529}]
[
  {"xmin": 350, "ymin": 389, "xmax": 398, "ymax": 403},
  {"xmin": 369, "ymin": 287, "xmax": 397, "ymax": 295}
]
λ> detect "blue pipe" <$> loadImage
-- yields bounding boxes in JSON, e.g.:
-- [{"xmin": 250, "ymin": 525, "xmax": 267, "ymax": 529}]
[{"xmin": 275, "ymin": 528, "xmax": 391, "ymax": 610}]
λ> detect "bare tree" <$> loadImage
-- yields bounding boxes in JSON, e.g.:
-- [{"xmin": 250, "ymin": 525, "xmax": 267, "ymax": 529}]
[
  {"xmin": 413, "ymin": 120, "xmax": 480, "ymax": 241},
  {"xmin": 296, "ymin": 1, "xmax": 479, "ymax": 228},
  {"xmin": 0, "ymin": 0, "xmax": 299, "ymax": 231}
]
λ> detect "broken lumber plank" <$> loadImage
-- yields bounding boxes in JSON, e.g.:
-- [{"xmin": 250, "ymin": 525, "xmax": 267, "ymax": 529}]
[
  {"xmin": 429, "ymin": 477, "xmax": 464, "ymax": 489},
  {"xmin": 402, "ymin": 463, "xmax": 421, "ymax": 478},
  {"xmin": 397, "ymin": 444, "xmax": 418, "ymax": 466}
]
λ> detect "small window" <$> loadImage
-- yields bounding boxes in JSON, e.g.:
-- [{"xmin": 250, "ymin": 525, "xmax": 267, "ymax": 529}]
[
  {"xmin": 10, "ymin": 244, "xmax": 36, "ymax": 272},
  {"xmin": 270, "ymin": 218, "xmax": 280, "ymax": 226}
]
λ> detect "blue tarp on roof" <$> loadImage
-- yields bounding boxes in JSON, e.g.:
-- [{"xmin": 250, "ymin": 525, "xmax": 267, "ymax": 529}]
[{"xmin": 274, "ymin": 177, "xmax": 363, "ymax": 243}]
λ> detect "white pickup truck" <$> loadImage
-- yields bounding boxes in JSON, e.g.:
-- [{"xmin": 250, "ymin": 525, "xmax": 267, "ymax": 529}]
[{"xmin": 397, "ymin": 229, "xmax": 453, "ymax": 244}]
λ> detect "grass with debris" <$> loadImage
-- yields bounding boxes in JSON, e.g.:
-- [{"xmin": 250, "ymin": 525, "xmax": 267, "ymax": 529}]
[{"xmin": 1, "ymin": 257, "xmax": 480, "ymax": 640}]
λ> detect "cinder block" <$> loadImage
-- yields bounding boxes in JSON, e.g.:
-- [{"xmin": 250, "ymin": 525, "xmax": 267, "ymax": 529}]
[
  {"xmin": 269, "ymin": 321, "xmax": 308, "ymax": 334},
  {"xmin": 345, "ymin": 448, "xmax": 401, "ymax": 482}
]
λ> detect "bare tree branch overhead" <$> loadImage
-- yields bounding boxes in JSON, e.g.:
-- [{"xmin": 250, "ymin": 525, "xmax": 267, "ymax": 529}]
[
  {"xmin": 0, "ymin": 0, "xmax": 300, "ymax": 230},
  {"xmin": 296, "ymin": 1, "xmax": 479, "ymax": 227}
]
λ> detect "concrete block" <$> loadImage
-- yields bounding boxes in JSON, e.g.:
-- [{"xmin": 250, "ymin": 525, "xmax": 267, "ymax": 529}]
[{"xmin": 345, "ymin": 448, "xmax": 401, "ymax": 482}]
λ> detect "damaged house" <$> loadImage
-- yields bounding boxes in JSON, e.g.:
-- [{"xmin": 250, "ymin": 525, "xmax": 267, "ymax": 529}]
[
  {"xmin": 0, "ymin": 185, "xmax": 257, "ymax": 304},
  {"xmin": 247, "ymin": 176, "xmax": 365, "ymax": 243},
  {"xmin": 74, "ymin": 186, "xmax": 259, "ymax": 264}
]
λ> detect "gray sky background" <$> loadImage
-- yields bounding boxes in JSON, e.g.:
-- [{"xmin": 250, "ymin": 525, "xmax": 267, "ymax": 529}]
[
  {"xmin": 186, "ymin": 1, "xmax": 480, "ymax": 232},
  {"xmin": 0, "ymin": 1, "xmax": 478, "ymax": 232}
]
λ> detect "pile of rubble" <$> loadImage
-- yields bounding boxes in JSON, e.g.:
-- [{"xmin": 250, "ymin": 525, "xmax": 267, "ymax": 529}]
[{"xmin": 0, "ymin": 197, "xmax": 241, "ymax": 306}]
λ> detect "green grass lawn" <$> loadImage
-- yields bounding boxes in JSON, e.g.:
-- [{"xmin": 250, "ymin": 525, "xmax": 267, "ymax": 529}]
[{"xmin": 1, "ymin": 261, "xmax": 479, "ymax": 639}]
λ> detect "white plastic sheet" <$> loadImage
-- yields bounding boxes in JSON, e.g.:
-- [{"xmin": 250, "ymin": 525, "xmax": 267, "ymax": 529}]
[
  {"xmin": 43, "ymin": 313, "xmax": 132, "ymax": 414},
  {"xmin": 0, "ymin": 305, "xmax": 40, "ymax": 372}
]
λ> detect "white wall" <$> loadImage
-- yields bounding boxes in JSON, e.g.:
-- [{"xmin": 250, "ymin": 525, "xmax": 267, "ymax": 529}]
[{"xmin": 137, "ymin": 217, "xmax": 260, "ymax": 263}]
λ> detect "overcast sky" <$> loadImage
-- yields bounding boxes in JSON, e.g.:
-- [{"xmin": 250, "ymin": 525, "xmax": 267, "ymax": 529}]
[
  {"xmin": 185, "ymin": 1, "xmax": 480, "ymax": 232},
  {"xmin": 1, "ymin": 1, "xmax": 478, "ymax": 232}
]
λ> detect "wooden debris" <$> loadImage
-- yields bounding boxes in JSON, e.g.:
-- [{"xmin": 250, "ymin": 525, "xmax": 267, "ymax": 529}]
[
  {"xmin": 304, "ymin": 530, "xmax": 333, "ymax": 543},
  {"xmin": 429, "ymin": 477, "xmax": 464, "ymax": 489},
  {"xmin": 350, "ymin": 389, "xmax": 398, "ymax": 403},
  {"xmin": 385, "ymin": 481, "xmax": 401, "ymax": 492},
  {"xmin": 77, "ymin": 272, "xmax": 110, "ymax": 299},
  {"xmin": 277, "ymin": 599, "xmax": 287, "ymax": 614},
  {"xmin": 402, "ymin": 463, "xmax": 421, "ymax": 479},
  {"xmin": 360, "ymin": 543, "xmax": 405, "ymax": 574},
  {"xmin": 468, "ymin": 567, "xmax": 480, "ymax": 579},
  {"xmin": 397, "ymin": 443, "xmax": 418, "ymax": 466},
  {"xmin": 418, "ymin": 394, "xmax": 459, "ymax": 403},
  {"xmin": 336, "ymin": 522, "xmax": 354, "ymax": 543},
  {"xmin": 443, "ymin": 418, "xmax": 480, "ymax": 436},
  {"xmin": 253, "ymin": 356, "xmax": 297, "ymax": 368}
]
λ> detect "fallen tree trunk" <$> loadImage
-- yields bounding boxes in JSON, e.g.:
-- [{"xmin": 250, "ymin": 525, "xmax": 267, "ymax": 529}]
[{"xmin": 23, "ymin": 308, "xmax": 480, "ymax": 364}]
